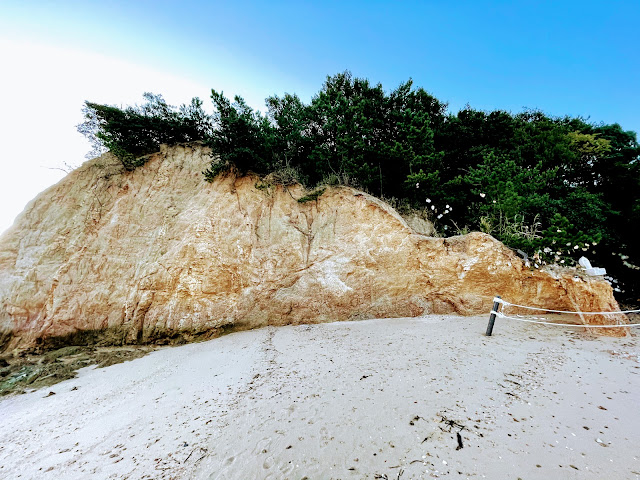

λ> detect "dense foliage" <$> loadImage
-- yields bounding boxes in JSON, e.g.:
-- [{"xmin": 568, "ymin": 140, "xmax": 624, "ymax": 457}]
[
  {"xmin": 78, "ymin": 93, "xmax": 210, "ymax": 170},
  {"xmin": 79, "ymin": 73, "xmax": 640, "ymax": 300}
]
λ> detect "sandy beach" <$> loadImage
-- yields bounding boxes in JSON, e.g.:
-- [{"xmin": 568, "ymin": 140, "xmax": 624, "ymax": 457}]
[{"xmin": 1, "ymin": 315, "xmax": 639, "ymax": 479}]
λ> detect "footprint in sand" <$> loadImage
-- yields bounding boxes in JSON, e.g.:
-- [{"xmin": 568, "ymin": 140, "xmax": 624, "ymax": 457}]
[
  {"xmin": 252, "ymin": 437, "xmax": 273, "ymax": 456},
  {"xmin": 263, "ymin": 452, "xmax": 275, "ymax": 470},
  {"xmin": 278, "ymin": 460, "xmax": 295, "ymax": 475}
]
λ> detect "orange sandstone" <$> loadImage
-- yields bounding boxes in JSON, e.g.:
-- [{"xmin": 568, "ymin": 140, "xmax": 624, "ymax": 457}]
[{"xmin": 0, "ymin": 145, "xmax": 627, "ymax": 352}]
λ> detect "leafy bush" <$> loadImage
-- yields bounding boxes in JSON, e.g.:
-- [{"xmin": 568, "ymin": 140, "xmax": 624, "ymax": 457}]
[
  {"xmin": 78, "ymin": 93, "xmax": 210, "ymax": 170},
  {"xmin": 298, "ymin": 188, "xmax": 326, "ymax": 204}
]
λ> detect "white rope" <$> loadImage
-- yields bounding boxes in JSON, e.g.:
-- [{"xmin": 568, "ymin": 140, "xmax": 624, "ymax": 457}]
[
  {"xmin": 495, "ymin": 311, "xmax": 640, "ymax": 327},
  {"xmin": 494, "ymin": 298, "xmax": 640, "ymax": 315}
]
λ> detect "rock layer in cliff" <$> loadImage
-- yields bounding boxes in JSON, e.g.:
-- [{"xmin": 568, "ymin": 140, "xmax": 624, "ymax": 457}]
[{"xmin": 0, "ymin": 145, "xmax": 628, "ymax": 352}]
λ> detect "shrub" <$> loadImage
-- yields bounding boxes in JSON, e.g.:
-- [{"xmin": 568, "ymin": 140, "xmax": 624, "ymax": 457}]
[
  {"xmin": 297, "ymin": 188, "xmax": 326, "ymax": 203},
  {"xmin": 78, "ymin": 93, "xmax": 210, "ymax": 171}
]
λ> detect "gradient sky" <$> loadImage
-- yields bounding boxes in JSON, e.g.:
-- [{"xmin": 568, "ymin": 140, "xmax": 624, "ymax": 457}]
[{"xmin": 1, "ymin": 0, "xmax": 638, "ymax": 233}]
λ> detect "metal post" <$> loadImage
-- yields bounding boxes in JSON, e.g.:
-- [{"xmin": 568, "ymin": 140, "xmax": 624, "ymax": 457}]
[{"xmin": 485, "ymin": 296, "xmax": 501, "ymax": 336}]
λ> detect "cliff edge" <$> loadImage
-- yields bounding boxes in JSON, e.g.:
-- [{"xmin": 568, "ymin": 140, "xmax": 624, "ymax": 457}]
[{"xmin": 0, "ymin": 145, "xmax": 627, "ymax": 352}]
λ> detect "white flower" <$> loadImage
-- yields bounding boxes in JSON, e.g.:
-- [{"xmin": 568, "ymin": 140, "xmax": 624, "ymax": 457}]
[
  {"xmin": 445, "ymin": 204, "xmax": 450, "ymax": 209},
  {"xmin": 543, "ymin": 247, "xmax": 551, "ymax": 253},
  {"xmin": 566, "ymin": 242, "xmax": 571, "ymax": 246},
  {"xmin": 437, "ymin": 214, "xmax": 443, "ymax": 219},
  {"xmin": 557, "ymin": 229, "xmax": 562, "ymax": 233},
  {"xmin": 416, "ymin": 183, "xmax": 420, "ymax": 188},
  {"xmin": 560, "ymin": 260, "xmax": 565, "ymax": 263},
  {"xmin": 492, "ymin": 200, "xmax": 496, "ymax": 203},
  {"xmin": 431, "ymin": 205, "xmax": 435, "ymax": 210},
  {"xmin": 479, "ymin": 193, "xmax": 486, "ymax": 198},
  {"xmin": 574, "ymin": 245, "xmax": 579, "ymax": 250},
  {"xmin": 426, "ymin": 198, "xmax": 431, "ymax": 203}
]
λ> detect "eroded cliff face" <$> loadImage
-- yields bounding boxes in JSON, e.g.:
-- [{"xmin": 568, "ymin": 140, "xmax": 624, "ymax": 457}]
[{"xmin": 0, "ymin": 145, "xmax": 628, "ymax": 352}]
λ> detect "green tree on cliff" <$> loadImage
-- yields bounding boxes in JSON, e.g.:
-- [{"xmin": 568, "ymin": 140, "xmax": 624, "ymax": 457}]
[
  {"xmin": 79, "ymin": 73, "xmax": 640, "ymax": 299},
  {"xmin": 78, "ymin": 93, "xmax": 210, "ymax": 170}
]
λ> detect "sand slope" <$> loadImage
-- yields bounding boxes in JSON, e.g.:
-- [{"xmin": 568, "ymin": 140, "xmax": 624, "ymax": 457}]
[{"xmin": 0, "ymin": 316, "xmax": 638, "ymax": 479}]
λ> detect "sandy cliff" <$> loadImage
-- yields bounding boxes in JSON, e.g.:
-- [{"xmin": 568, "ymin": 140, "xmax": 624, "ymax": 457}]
[{"xmin": 0, "ymin": 145, "xmax": 627, "ymax": 351}]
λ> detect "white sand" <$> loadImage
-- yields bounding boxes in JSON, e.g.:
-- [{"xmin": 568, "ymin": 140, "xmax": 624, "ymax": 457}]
[{"xmin": 1, "ymin": 315, "xmax": 639, "ymax": 479}]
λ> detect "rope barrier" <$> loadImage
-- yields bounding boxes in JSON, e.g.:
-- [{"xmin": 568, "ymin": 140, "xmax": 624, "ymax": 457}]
[
  {"xmin": 495, "ymin": 311, "xmax": 640, "ymax": 328},
  {"xmin": 493, "ymin": 297, "xmax": 640, "ymax": 315},
  {"xmin": 486, "ymin": 296, "xmax": 640, "ymax": 336}
]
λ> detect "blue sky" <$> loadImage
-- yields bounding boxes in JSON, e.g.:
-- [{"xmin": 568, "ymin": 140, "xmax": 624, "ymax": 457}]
[{"xmin": 0, "ymin": 0, "xmax": 638, "ymax": 232}]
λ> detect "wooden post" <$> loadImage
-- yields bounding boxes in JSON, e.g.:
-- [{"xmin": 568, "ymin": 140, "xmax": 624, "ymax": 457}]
[{"xmin": 485, "ymin": 296, "xmax": 501, "ymax": 336}]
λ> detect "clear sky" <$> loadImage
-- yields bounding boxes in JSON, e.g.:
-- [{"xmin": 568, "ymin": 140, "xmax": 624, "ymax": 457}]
[{"xmin": 1, "ymin": 0, "xmax": 638, "ymax": 234}]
